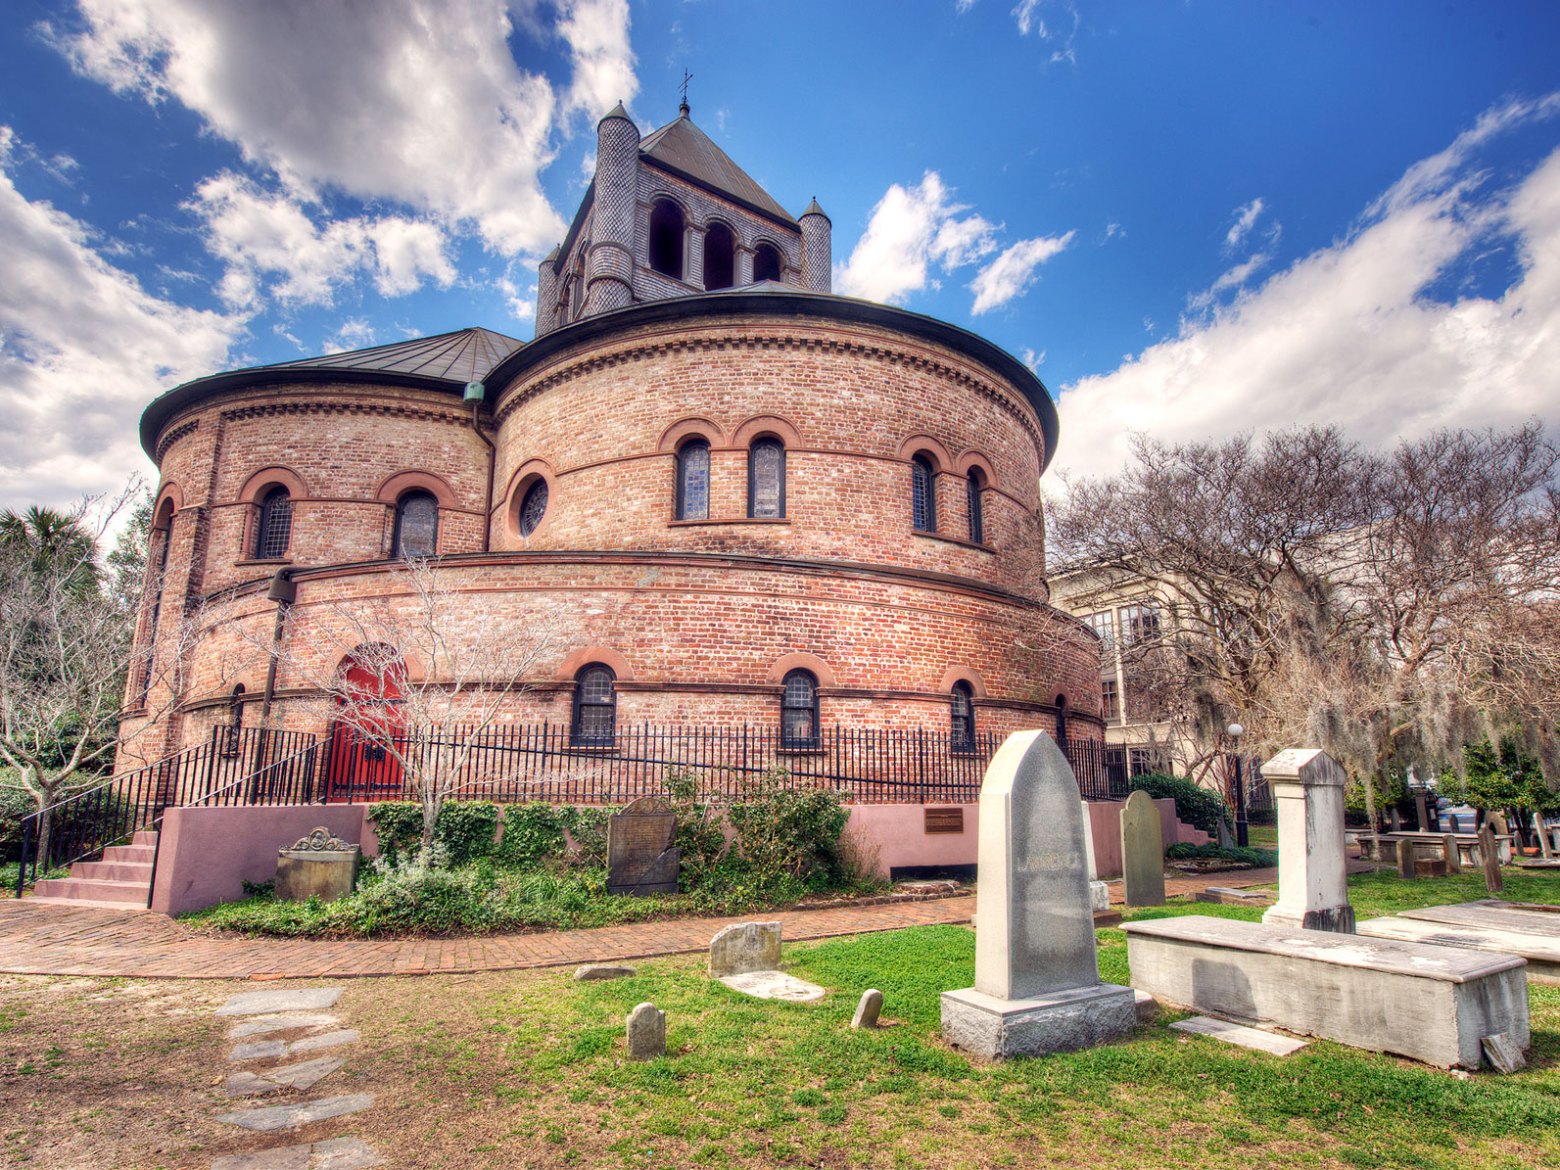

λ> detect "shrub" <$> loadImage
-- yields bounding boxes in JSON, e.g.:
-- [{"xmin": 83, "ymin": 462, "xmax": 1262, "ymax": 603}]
[
  {"xmin": 559, "ymin": 806, "xmax": 611, "ymax": 868},
  {"xmin": 662, "ymin": 770, "xmax": 728, "ymax": 889},
  {"xmin": 1130, "ymin": 772, "xmax": 1232, "ymax": 836},
  {"xmin": 495, "ymin": 803, "xmax": 571, "ymax": 868},
  {"xmin": 434, "ymin": 801, "xmax": 499, "ymax": 865},
  {"xmin": 725, "ymin": 770, "xmax": 848, "ymax": 894},
  {"xmin": 1166, "ymin": 841, "xmax": 1277, "ymax": 867},
  {"xmin": 365, "ymin": 802, "xmax": 422, "ymax": 865}
]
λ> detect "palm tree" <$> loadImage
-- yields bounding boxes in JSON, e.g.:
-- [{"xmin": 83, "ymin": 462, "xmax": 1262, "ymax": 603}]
[{"xmin": 0, "ymin": 506, "xmax": 99, "ymax": 594}]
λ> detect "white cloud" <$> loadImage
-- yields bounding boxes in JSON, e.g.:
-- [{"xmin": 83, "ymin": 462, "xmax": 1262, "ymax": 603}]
[
  {"xmin": 835, "ymin": 172, "xmax": 998, "ymax": 304},
  {"xmin": 1055, "ymin": 97, "xmax": 1560, "ymax": 485},
  {"xmin": 558, "ymin": 0, "xmax": 638, "ymax": 124},
  {"xmin": 1010, "ymin": 0, "xmax": 1080, "ymax": 62},
  {"xmin": 0, "ymin": 130, "xmax": 242, "ymax": 508},
  {"xmin": 188, "ymin": 173, "xmax": 456, "ymax": 309},
  {"xmin": 970, "ymin": 231, "xmax": 1075, "ymax": 314},
  {"xmin": 323, "ymin": 318, "xmax": 377, "ymax": 355},
  {"xmin": 49, "ymin": 0, "xmax": 636, "ymax": 255},
  {"xmin": 1224, "ymin": 198, "xmax": 1265, "ymax": 249}
]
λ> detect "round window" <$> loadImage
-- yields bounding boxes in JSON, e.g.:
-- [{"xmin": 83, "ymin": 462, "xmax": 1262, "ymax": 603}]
[{"xmin": 518, "ymin": 479, "xmax": 549, "ymax": 536}]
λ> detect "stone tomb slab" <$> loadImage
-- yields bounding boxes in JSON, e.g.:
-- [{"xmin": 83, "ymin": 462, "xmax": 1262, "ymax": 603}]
[
  {"xmin": 216, "ymin": 989, "xmax": 342, "ymax": 1017},
  {"xmin": 1357, "ymin": 915, "xmax": 1560, "ymax": 984},
  {"xmin": 1121, "ymin": 790, "xmax": 1166, "ymax": 907},
  {"xmin": 607, "ymin": 796, "xmax": 679, "ymax": 896},
  {"xmin": 1171, "ymin": 1015, "xmax": 1310, "ymax": 1056},
  {"xmin": 1125, "ymin": 916, "xmax": 1529, "ymax": 1069},
  {"xmin": 718, "ymin": 970, "xmax": 827, "ymax": 1003}
]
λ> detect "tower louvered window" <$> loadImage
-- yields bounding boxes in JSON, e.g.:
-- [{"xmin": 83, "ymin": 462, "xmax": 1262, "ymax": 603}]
[
  {"xmin": 254, "ymin": 487, "xmax": 293, "ymax": 559},
  {"xmin": 753, "ymin": 243, "xmax": 782, "ymax": 283}
]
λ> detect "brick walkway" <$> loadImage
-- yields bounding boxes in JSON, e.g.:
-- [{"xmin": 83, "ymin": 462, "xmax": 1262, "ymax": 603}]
[{"xmin": 0, "ymin": 870, "xmax": 1284, "ymax": 981}]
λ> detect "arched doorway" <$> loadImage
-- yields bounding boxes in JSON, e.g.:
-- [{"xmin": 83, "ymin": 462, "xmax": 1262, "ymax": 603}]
[{"xmin": 326, "ymin": 644, "xmax": 407, "ymax": 801}]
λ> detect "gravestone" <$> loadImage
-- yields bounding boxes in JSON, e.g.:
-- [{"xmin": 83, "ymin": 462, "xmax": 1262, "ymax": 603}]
[
  {"xmin": 1536, "ymin": 813, "xmax": 1554, "ymax": 860},
  {"xmin": 1443, "ymin": 833, "xmax": 1463, "ymax": 874},
  {"xmin": 1079, "ymin": 800, "xmax": 1111, "ymax": 913},
  {"xmin": 1121, "ymin": 790, "xmax": 1166, "ymax": 907},
  {"xmin": 1261, "ymin": 748, "xmax": 1355, "ymax": 933},
  {"xmin": 940, "ymin": 730, "xmax": 1136, "ymax": 1059},
  {"xmin": 852, "ymin": 989, "xmax": 883, "ymax": 1029},
  {"xmin": 274, "ymin": 827, "xmax": 360, "ymax": 903},
  {"xmin": 709, "ymin": 921, "xmax": 782, "ymax": 976},
  {"xmin": 1413, "ymin": 792, "xmax": 1430, "ymax": 832},
  {"xmin": 1396, "ymin": 839, "xmax": 1417, "ymax": 880},
  {"xmin": 626, "ymin": 1002, "xmax": 665, "ymax": 1060},
  {"xmin": 607, "ymin": 796, "xmax": 679, "ymax": 895},
  {"xmin": 1480, "ymin": 823, "xmax": 1504, "ymax": 894}
]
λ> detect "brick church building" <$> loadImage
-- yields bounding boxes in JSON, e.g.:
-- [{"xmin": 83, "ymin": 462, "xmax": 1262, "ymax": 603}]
[{"xmin": 123, "ymin": 100, "xmax": 1105, "ymax": 798}]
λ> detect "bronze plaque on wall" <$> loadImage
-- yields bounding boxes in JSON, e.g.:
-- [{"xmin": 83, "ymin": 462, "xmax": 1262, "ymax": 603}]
[
  {"xmin": 924, "ymin": 807, "xmax": 964, "ymax": 834},
  {"xmin": 607, "ymin": 796, "xmax": 680, "ymax": 895}
]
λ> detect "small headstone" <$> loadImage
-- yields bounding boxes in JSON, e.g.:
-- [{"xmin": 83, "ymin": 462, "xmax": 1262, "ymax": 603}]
[
  {"xmin": 1479, "ymin": 823, "xmax": 1504, "ymax": 894},
  {"xmin": 275, "ymin": 827, "xmax": 360, "ymax": 903},
  {"xmin": 1535, "ymin": 813, "xmax": 1553, "ymax": 860},
  {"xmin": 1489, "ymin": 812, "xmax": 1509, "ymax": 837},
  {"xmin": 1261, "ymin": 749, "xmax": 1355, "ymax": 934},
  {"xmin": 575, "ymin": 963, "xmax": 637, "ymax": 981},
  {"xmin": 1442, "ymin": 833, "xmax": 1463, "ymax": 874},
  {"xmin": 709, "ymin": 921, "xmax": 782, "ymax": 976},
  {"xmin": 1079, "ymin": 800, "xmax": 1111, "ymax": 913},
  {"xmin": 1396, "ymin": 839, "xmax": 1417, "ymax": 879},
  {"xmin": 1482, "ymin": 1031, "xmax": 1527, "ymax": 1074},
  {"xmin": 852, "ymin": 989, "xmax": 883, "ymax": 1029},
  {"xmin": 1387, "ymin": 808, "xmax": 1403, "ymax": 831},
  {"xmin": 1413, "ymin": 793, "xmax": 1430, "ymax": 832},
  {"xmin": 1133, "ymin": 989, "xmax": 1159, "ymax": 1023},
  {"xmin": 626, "ymin": 1002, "xmax": 665, "ymax": 1060},
  {"xmin": 940, "ymin": 731, "xmax": 1137, "ymax": 1060},
  {"xmin": 1216, "ymin": 819, "xmax": 1234, "ymax": 848},
  {"xmin": 1414, "ymin": 857, "xmax": 1447, "ymax": 878},
  {"xmin": 1121, "ymin": 790, "xmax": 1166, "ymax": 907},
  {"xmin": 607, "ymin": 796, "xmax": 679, "ymax": 895}
]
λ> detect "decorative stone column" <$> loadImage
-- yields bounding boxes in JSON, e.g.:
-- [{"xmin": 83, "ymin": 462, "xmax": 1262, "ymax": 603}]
[{"xmin": 1260, "ymin": 748, "xmax": 1356, "ymax": 933}]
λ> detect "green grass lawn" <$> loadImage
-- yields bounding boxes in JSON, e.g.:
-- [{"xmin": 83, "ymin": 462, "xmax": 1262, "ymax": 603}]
[{"xmin": 350, "ymin": 867, "xmax": 1560, "ymax": 1170}]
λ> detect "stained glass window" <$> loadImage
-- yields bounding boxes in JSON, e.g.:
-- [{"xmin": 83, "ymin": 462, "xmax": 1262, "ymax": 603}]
[
  {"xmin": 392, "ymin": 491, "xmax": 439, "ymax": 558},
  {"xmin": 676, "ymin": 440, "xmax": 710, "ymax": 520},
  {"xmin": 748, "ymin": 438, "xmax": 785, "ymax": 518}
]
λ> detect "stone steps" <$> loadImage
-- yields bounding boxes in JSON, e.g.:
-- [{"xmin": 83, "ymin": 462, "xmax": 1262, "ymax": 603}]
[{"xmin": 29, "ymin": 831, "xmax": 157, "ymax": 909}]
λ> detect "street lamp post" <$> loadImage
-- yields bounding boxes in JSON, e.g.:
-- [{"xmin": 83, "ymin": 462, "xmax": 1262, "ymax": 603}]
[{"xmin": 1227, "ymin": 722, "xmax": 1249, "ymax": 848}]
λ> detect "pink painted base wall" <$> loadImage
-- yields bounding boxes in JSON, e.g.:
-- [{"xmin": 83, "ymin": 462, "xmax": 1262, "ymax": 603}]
[
  {"xmin": 150, "ymin": 804, "xmax": 380, "ymax": 916},
  {"xmin": 847, "ymin": 797, "xmax": 1209, "ymax": 880}
]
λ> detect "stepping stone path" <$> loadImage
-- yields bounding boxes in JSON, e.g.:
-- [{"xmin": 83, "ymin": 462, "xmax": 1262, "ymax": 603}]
[{"xmin": 210, "ymin": 986, "xmax": 381, "ymax": 1168}]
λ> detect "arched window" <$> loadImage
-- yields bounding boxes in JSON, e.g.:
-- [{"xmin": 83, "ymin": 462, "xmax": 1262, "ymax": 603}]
[
  {"xmin": 676, "ymin": 439, "xmax": 710, "ymax": 521},
  {"xmin": 518, "ymin": 478, "xmax": 549, "ymax": 537},
  {"xmin": 254, "ymin": 486, "xmax": 293, "ymax": 559},
  {"xmin": 753, "ymin": 242, "xmax": 782, "ymax": 283},
  {"xmin": 966, "ymin": 469, "xmax": 986, "ymax": 544},
  {"xmin": 703, "ymin": 222, "xmax": 735, "ymax": 290},
  {"xmin": 571, "ymin": 664, "xmax": 617, "ymax": 746},
  {"xmin": 649, "ymin": 200, "xmax": 685, "ymax": 279},
  {"xmin": 911, "ymin": 454, "xmax": 937, "ymax": 532},
  {"xmin": 780, "ymin": 669, "xmax": 819, "ymax": 749},
  {"xmin": 748, "ymin": 437, "xmax": 786, "ymax": 518},
  {"xmin": 224, "ymin": 684, "xmax": 247, "ymax": 757},
  {"xmin": 950, "ymin": 681, "xmax": 976, "ymax": 752},
  {"xmin": 391, "ymin": 490, "xmax": 439, "ymax": 558},
  {"xmin": 1055, "ymin": 695, "xmax": 1069, "ymax": 748}
]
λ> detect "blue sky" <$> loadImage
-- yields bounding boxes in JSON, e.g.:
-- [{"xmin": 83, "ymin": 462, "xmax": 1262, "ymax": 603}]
[{"xmin": 2, "ymin": 0, "xmax": 1559, "ymax": 511}]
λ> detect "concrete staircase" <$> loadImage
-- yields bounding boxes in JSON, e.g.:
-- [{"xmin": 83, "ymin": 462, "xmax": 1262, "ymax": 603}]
[{"xmin": 30, "ymin": 830, "xmax": 156, "ymax": 909}]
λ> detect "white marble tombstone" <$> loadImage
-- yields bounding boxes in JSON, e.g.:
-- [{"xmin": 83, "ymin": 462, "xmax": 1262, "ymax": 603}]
[
  {"xmin": 941, "ymin": 730, "xmax": 1137, "ymax": 1059},
  {"xmin": 1260, "ymin": 748, "xmax": 1356, "ymax": 933}
]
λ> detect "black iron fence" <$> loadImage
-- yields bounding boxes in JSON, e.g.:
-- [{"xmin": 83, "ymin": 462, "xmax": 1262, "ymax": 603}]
[
  {"xmin": 324, "ymin": 721, "xmax": 1123, "ymax": 806},
  {"xmin": 13, "ymin": 727, "xmax": 321, "ymax": 897}
]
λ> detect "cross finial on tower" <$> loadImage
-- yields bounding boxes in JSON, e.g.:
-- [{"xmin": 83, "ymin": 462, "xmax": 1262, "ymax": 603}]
[{"xmin": 678, "ymin": 69, "xmax": 693, "ymax": 116}]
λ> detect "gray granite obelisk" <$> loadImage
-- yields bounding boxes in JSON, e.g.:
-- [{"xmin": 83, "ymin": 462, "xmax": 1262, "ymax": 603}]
[{"xmin": 941, "ymin": 730, "xmax": 1137, "ymax": 1059}]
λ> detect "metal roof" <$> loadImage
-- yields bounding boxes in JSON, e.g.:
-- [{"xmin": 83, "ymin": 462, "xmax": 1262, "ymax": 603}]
[
  {"xmin": 140, "ymin": 327, "xmax": 524, "ymax": 456},
  {"xmin": 258, "ymin": 328, "xmax": 523, "ymax": 384},
  {"xmin": 638, "ymin": 113, "xmax": 797, "ymax": 226}
]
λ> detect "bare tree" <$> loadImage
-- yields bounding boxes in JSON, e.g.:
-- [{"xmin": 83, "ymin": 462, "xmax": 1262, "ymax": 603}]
[
  {"xmin": 0, "ymin": 486, "xmax": 196, "ymax": 863},
  {"xmin": 1047, "ymin": 423, "xmax": 1560, "ymax": 809},
  {"xmin": 254, "ymin": 557, "xmax": 569, "ymax": 855}
]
